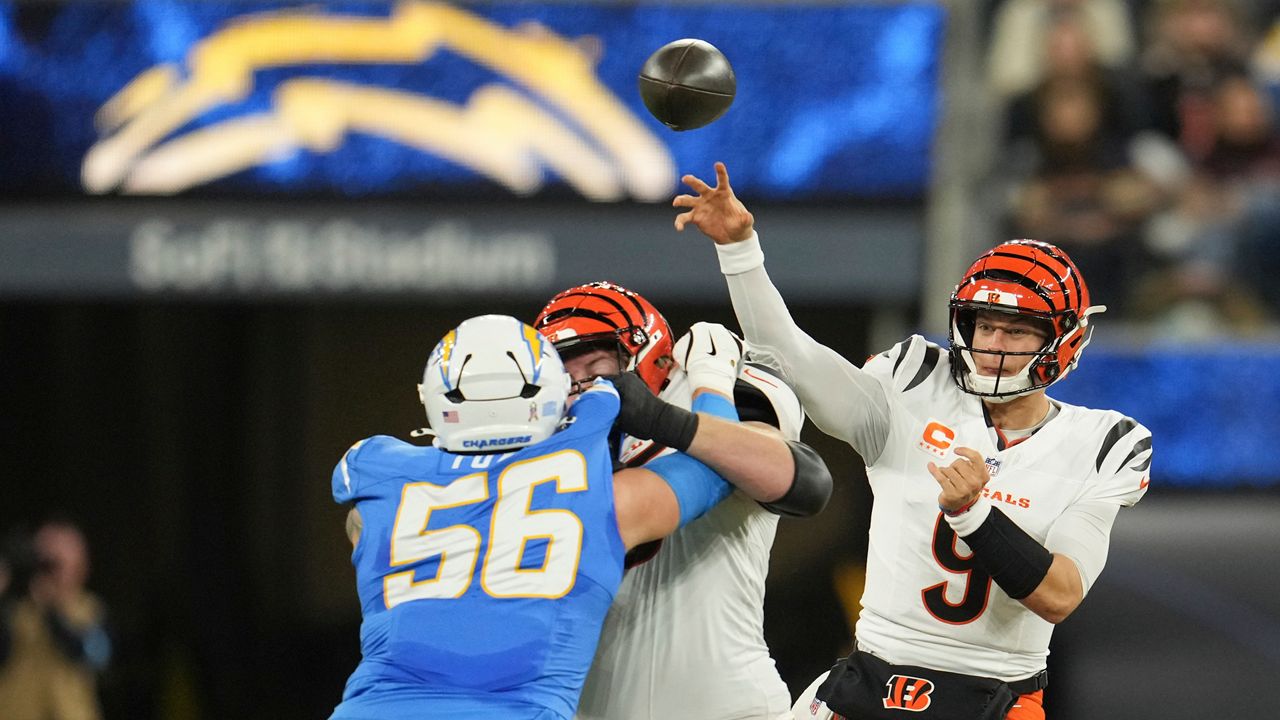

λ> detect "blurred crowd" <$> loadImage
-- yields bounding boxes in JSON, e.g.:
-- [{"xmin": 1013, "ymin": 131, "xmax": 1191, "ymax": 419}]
[
  {"xmin": 986, "ymin": 0, "xmax": 1280, "ymax": 337},
  {"xmin": 0, "ymin": 521, "xmax": 111, "ymax": 720}
]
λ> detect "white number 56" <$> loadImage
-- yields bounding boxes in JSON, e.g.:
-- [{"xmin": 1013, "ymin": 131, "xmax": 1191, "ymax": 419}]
[{"xmin": 383, "ymin": 450, "xmax": 588, "ymax": 608}]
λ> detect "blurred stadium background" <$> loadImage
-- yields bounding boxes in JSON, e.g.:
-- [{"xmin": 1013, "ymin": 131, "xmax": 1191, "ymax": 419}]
[{"xmin": 2, "ymin": 0, "xmax": 1279, "ymax": 718}]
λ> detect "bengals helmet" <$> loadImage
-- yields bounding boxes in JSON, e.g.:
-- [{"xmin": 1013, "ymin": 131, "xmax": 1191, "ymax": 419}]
[
  {"xmin": 534, "ymin": 282, "xmax": 674, "ymax": 395},
  {"xmin": 948, "ymin": 240, "xmax": 1106, "ymax": 401}
]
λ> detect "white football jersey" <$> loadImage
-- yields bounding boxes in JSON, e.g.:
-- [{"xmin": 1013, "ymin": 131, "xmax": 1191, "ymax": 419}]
[
  {"xmin": 854, "ymin": 335, "xmax": 1150, "ymax": 681},
  {"xmin": 575, "ymin": 363, "xmax": 803, "ymax": 720}
]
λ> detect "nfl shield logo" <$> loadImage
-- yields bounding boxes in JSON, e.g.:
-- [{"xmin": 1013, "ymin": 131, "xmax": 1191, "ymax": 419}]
[{"xmin": 984, "ymin": 457, "xmax": 1001, "ymax": 477}]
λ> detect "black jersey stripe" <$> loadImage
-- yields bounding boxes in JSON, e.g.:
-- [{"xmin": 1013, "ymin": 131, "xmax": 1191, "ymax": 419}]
[
  {"xmin": 626, "ymin": 442, "xmax": 668, "ymax": 468},
  {"xmin": 1122, "ymin": 436, "xmax": 1153, "ymax": 471},
  {"xmin": 903, "ymin": 344, "xmax": 940, "ymax": 392},
  {"xmin": 1095, "ymin": 417, "xmax": 1138, "ymax": 472},
  {"xmin": 890, "ymin": 340, "xmax": 909, "ymax": 377}
]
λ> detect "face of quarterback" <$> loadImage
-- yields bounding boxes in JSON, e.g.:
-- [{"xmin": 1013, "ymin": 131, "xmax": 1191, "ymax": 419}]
[{"xmin": 968, "ymin": 310, "xmax": 1050, "ymax": 377}]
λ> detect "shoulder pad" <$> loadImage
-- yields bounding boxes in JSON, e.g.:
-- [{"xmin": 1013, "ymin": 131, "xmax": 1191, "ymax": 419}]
[
  {"xmin": 864, "ymin": 335, "xmax": 947, "ymax": 394},
  {"xmin": 735, "ymin": 363, "xmax": 805, "ymax": 440}
]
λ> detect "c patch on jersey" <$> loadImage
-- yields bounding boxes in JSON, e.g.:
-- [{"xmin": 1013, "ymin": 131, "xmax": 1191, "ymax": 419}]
[
  {"xmin": 916, "ymin": 419, "xmax": 956, "ymax": 459},
  {"xmin": 883, "ymin": 674, "xmax": 934, "ymax": 712}
]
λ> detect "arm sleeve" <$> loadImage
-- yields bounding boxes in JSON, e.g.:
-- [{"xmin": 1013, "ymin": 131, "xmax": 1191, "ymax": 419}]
[
  {"xmin": 645, "ymin": 453, "xmax": 733, "ymax": 527},
  {"xmin": 1044, "ymin": 499, "xmax": 1121, "ymax": 597},
  {"xmin": 717, "ymin": 233, "xmax": 892, "ymax": 462}
]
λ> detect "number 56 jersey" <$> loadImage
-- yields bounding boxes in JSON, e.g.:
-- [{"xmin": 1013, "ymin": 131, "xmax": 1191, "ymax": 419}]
[
  {"xmin": 329, "ymin": 385, "xmax": 627, "ymax": 720},
  {"xmin": 854, "ymin": 336, "xmax": 1151, "ymax": 681}
]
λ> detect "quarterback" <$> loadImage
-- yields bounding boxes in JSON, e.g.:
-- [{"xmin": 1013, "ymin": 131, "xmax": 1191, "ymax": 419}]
[
  {"xmin": 328, "ymin": 314, "xmax": 787, "ymax": 720},
  {"xmin": 535, "ymin": 283, "xmax": 832, "ymax": 720},
  {"xmin": 675, "ymin": 164, "xmax": 1152, "ymax": 720}
]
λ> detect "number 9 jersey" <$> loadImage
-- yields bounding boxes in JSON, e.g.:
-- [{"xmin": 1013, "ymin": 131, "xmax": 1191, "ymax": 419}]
[
  {"xmin": 855, "ymin": 335, "xmax": 1151, "ymax": 681},
  {"xmin": 329, "ymin": 384, "xmax": 626, "ymax": 720}
]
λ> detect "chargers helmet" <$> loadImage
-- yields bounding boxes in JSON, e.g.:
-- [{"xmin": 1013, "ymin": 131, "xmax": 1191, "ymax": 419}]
[
  {"xmin": 534, "ymin": 281, "xmax": 674, "ymax": 394},
  {"xmin": 949, "ymin": 240, "xmax": 1106, "ymax": 401},
  {"xmin": 419, "ymin": 315, "xmax": 571, "ymax": 452}
]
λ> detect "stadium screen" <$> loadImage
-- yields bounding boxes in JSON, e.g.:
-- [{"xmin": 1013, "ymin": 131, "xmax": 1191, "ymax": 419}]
[{"xmin": 0, "ymin": 0, "xmax": 944, "ymax": 202}]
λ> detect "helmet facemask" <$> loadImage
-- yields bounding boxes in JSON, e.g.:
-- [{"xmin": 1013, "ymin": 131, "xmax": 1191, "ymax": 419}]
[
  {"xmin": 950, "ymin": 306, "xmax": 1064, "ymax": 402},
  {"xmin": 947, "ymin": 241, "xmax": 1106, "ymax": 401}
]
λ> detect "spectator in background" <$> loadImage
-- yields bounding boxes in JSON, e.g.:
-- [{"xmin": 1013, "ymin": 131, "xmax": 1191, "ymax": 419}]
[
  {"xmin": 1005, "ymin": 7, "xmax": 1147, "ymax": 145},
  {"xmin": 0, "ymin": 521, "xmax": 112, "ymax": 720},
  {"xmin": 988, "ymin": 0, "xmax": 1136, "ymax": 101},
  {"xmin": 1140, "ymin": 73, "xmax": 1280, "ymax": 332},
  {"xmin": 1141, "ymin": 0, "xmax": 1251, "ymax": 160},
  {"xmin": 1006, "ymin": 75, "xmax": 1164, "ymax": 314}
]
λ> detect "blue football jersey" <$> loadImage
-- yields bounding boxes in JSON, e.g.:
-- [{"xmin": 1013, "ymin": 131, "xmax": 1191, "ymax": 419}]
[{"xmin": 329, "ymin": 384, "xmax": 626, "ymax": 720}]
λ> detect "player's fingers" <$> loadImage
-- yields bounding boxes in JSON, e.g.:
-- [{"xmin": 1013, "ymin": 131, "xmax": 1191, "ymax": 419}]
[
  {"xmin": 714, "ymin": 161, "xmax": 730, "ymax": 189},
  {"xmin": 672, "ymin": 194, "xmax": 698, "ymax": 208},
  {"xmin": 927, "ymin": 462, "xmax": 953, "ymax": 487},
  {"xmin": 682, "ymin": 173, "xmax": 713, "ymax": 195},
  {"xmin": 674, "ymin": 210, "xmax": 694, "ymax": 231},
  {"xmin": 954, "ymin": 449, "xmax": 987, "ymax": 479}
]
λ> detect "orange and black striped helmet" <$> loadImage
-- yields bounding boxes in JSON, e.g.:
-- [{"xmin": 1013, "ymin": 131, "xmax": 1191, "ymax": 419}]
[
  {"xmin": 534, "ymin": 282, "xmax": 674, "ymax": 395},
  {"xmin": 948, "ymin": 240, "xmax": 1105, "ymax": 399}
]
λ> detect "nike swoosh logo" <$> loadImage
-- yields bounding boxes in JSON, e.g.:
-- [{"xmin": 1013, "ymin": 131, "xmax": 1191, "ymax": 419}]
[
  {"xmin": 1139, "ymin": 476, "xmax": 1150, "ymax": 489},
  {"xmin": 707, "ymin": 336, "xmax": 717, "ymax": 356}
]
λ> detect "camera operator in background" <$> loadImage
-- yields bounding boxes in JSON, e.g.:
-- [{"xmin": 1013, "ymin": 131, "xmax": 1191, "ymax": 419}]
[{"xmin": 0, "ymin": 520, "xmax": 112, "ymax": 720}]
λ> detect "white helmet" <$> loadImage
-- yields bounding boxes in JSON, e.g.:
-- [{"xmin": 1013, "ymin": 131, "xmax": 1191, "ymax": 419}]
[{"xmin": 418, "ymin": 315, "xmax": 572, "ymax": 453}]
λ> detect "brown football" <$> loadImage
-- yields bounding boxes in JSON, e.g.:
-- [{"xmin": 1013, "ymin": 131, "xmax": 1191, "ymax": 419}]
[{"xmin": 638, "ymin": 39, "xmax": 736, "ymax": 131}]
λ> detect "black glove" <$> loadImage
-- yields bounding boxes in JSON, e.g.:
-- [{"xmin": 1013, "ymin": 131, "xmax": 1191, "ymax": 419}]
[{"xmin": 605, "ymin": 372, "xmax": 699, "ymax": 452}]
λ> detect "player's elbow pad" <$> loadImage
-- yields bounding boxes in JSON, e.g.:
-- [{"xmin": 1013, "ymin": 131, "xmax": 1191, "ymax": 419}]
[
  {"xmin": 646, "ymin": 452, "xmax": 733, "ymax": 527},
  {"xmin": 760, "ymin": 440, "xmax": 832, "ymax": 517}
]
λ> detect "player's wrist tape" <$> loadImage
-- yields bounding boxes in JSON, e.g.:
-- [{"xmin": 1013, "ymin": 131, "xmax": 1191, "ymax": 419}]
[
  {"xmin": 948, "ymin": 500, "xmax": 1053, "ymax": 600},
  {"xmin": 609, "ymin": 373, "xmax": 700, "ymax": 452},
  {"xmin": 641, "ymin": 403, "xmax": 699, "ymax": 453},
  {"xmin": 941, "ymin": 496, "xmax": 990, "ymax": 533},
  {"xmin": 691, "ymin": 392, "xmax": 738, "ymax": 421},
  {"xmin": 714, "ymin": 231, "xmax": 765, "ymax": 275}
]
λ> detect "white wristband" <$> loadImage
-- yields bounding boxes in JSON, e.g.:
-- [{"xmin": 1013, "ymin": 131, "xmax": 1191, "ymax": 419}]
[
  {"xmin": 714, "ymin": 231, "xmax": 765, "ymax": 275},
  {"xmin": 943, "ymin": 496, "xmax": 992, "ymax": 537}
]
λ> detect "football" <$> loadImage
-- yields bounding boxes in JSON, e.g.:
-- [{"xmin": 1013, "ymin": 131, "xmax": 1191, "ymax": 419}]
[{"xmin": 637, "ymin": 39, "xmax": 736, "ymax": 131}]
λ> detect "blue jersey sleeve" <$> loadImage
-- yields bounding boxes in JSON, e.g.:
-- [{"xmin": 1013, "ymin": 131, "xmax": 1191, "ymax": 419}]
[
  {"xmin": 332, "ymin": 439, "xmax": 372, "ymax": 505},
  {"xmin": 645, "ymin": 453, "xmax": 732, "ymax": 527},
  {"xmin": 563, "ymin": 379, "xmax": 621, "ymax": 438}
]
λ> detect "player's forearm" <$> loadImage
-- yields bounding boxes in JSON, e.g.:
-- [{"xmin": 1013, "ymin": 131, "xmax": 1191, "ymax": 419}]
[
  {"xmin": 946, "ymin": 498, "xmax": 1084, "ymax": 624},
  {"xmin": 686, "ymin": 414, "xmax": 796, "ymax": 502},
  {"xmin": 1020, "ymin": 554, "xmax": 1085, "ymax": 624}
]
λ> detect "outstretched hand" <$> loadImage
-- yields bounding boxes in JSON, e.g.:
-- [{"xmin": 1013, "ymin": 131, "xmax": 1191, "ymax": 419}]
[
  {"xmin": 927, "ymin": 447, "xmax": 991, "ymax": 513},
  {"xmin": 673, "ymin": 162, "xmax": 755, "ymax": 245}
]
